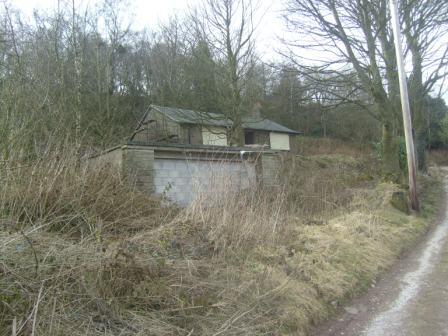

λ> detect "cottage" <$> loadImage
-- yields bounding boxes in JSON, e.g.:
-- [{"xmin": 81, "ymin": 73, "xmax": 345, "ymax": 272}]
[
  {"xmin": 91, "ymin": 105, "xmax": 301, "ymax": 206},
  {"xmin": 130, "ymin": 105, "xmax": 300, "ymax": 151}
]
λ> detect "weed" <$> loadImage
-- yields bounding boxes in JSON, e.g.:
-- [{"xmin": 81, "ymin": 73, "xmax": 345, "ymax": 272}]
[{"xmin": 0, "ymin": 148, "xmax": 443, "ymax": 335}]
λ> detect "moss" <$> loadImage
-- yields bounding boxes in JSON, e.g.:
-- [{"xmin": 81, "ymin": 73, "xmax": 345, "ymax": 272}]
[{"xmin": 390, "ymin": 190, "xmax": 410, "ymax": 214}]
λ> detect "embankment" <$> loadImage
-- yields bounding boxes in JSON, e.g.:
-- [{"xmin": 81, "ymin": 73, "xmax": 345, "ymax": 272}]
[{"xmin": 0, "ymin": 151, "xmax": 443, "ymax": 335}]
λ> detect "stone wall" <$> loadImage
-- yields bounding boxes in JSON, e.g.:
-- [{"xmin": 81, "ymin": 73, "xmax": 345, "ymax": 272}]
[
  {"xmin": 259, "ymin": 153, "xmax": 282, "ymax": 186},
  {"xmin": 122, "ymin": 147, "xmax": 155, "ymax": 195},
  {"xmin": 254, "ymin": 130, "xmax": 270, "ymax": 146}
]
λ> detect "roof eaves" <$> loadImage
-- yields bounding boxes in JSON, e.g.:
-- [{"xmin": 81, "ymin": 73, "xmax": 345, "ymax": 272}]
[
  {"xmin": 242, "ymin": 117, "xmax": 300, "ymax": 134},
  {"xmin": 243, "ymin": 127, "xmax": 300, "ymax": 134}
]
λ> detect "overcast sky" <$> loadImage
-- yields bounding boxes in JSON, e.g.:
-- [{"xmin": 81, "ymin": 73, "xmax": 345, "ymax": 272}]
[
  {"xmin": 8, "ymin": 0, "xmax": 448, "ymax": 100},
  {"xmin": 11, "ymin": 0, "xmax": 286, "ymax": 61}
]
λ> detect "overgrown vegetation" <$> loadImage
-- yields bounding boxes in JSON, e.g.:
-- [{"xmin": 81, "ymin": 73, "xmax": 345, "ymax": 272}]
[
  {"xmin": 1, "ymin": 0, "xmax": 447, "ymax": 334},
  {"xmin": 1, "ymin": 0, "xmax": 447, "ymax": 176},
  {"xmin": 0, "ymin": 146, "xmax": 443, "ymax": 336},
  {"xmin": 284, "ymin": 0, "xmax": 448, "ymax": 176},
  {"xmin": 295, "ymin": 136, "xmax": 372, "ymax": 158}
]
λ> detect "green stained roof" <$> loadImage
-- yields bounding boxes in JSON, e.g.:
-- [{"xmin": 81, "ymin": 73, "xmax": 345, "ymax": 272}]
[
  {"xmin": 149, "ymin": 105, "xmax": 300, "ymax": 134},
  {"xmin": 151, "ymin": 105, "xmax": 232, "ymax": 127},
  {"xmin": 242, "ymin": 117, "xmax": 300, "ymax": 134}
]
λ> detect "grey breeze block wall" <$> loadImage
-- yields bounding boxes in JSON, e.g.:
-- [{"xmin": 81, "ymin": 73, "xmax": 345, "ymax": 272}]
[
  {"xmin": 153, "ymin": 158, "xmax": 257, "ymax": 206},
  {"xmin": 92, "ymin": 145, "xmax": 283, "ymax": 205}
]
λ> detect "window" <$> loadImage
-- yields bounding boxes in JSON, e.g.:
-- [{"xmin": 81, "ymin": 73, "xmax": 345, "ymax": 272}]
[{"xmin": 244, "ymin": 131, "xmax": 255, "ymax": 145}]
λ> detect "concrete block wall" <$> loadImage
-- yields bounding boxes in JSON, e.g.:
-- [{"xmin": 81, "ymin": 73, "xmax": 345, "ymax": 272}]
[
  {"xmin": 259, "ymin": 153, "xmax": 282, "ymax": 186},
  {"xmin": 153, "ymin": 159, "xmax": 190, "ymax": 205},
  {"xmin": 122, "ymin": 147, "xmax": 155, "ymax": 195},
  {"xmin": 153, "ymin": 158, "xmax": 257, "ymax": 206},
  {"xmin": 95, "ymin": 145, "xmax": 284, "ymax": 205}
]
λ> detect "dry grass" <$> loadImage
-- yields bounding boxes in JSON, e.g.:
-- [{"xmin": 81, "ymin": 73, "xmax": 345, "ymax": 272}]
[
  {"xmin": 428, "ymin": 148, "xmax": 448, "ymax": 166},
  {"xmin": 0, "ymin": 147, "xmax": 168, "ymax": 236},
  {"xmin": 0, "ymin": 148, "xmax": 443, "ymax": 336},
  {"xmin": 295, "ymin": 136, "xmax": 371, "ymax": 157}
]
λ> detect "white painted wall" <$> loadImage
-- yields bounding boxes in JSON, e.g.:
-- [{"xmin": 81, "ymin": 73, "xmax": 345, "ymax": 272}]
[
  {"xmin": 269, "ymin": 132, "xmax": 290, "ymax": 150},
  {"xmin": 202, "ymin": 127, "xmax": 228, "ymax": 146}
]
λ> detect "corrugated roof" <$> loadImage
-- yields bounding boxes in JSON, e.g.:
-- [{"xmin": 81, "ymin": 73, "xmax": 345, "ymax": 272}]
[
  {"xmin": 151, "ymin": 105, "xmax": 232, "ymax": 127},
  {"xmin": 150, "ymin": 105, "xmax": 300, "ymax": 134}
]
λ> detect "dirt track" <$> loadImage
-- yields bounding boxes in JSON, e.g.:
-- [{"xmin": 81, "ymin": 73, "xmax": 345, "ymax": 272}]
[{"xmin": 312, "ymin": 173, "xmax": 448, "ymax": 336}]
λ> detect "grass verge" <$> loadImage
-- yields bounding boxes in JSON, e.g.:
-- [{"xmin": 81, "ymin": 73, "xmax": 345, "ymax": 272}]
[{"xmin": 0, "ymin": 150, "xmax": 444, "ymax": 335}]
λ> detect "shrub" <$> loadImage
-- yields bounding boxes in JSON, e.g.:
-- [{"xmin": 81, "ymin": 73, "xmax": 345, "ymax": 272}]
[{"xmin": 0, "ymin": 146, "xmax": 164, "ymax": 236}]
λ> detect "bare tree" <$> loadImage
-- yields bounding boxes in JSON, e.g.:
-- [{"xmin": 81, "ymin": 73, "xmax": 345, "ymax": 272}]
[
  {"xmin": 283, "ymin": 0, "xmax": 448, "ymax": 179},
  {"xmin": 71, "ymin": 0, "xmax": 82, "ymax": 149},
  {"xmin": 193, "ymin": 0, "xmax": 258, "ymax": 145},
  {"xmin": 401, "ymin": 0, "xmax": 448, "ymax": 171}
]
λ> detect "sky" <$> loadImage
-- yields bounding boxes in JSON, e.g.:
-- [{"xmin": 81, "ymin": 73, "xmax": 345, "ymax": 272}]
[
  {"xmin": 11, "ymin": 0, "xmax": 286, "ymax": 61},
  {"xmin": 8, "ymin": 0, "xmax": 448, "ymax": 100}
]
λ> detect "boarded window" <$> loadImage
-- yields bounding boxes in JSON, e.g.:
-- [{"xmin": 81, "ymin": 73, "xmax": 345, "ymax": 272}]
[
  {"xmin": 202, "ymin": 127, "xmax": 228, "ymax": 146},
  {"xmin": 269, "ymin": 132, "xmax": 290, "ymax": 150}
]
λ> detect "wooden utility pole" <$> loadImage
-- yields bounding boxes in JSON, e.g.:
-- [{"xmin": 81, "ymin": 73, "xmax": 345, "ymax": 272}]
[{"xmin": 390, "ymin": 0, "xmax": 419, "ymax": 211}]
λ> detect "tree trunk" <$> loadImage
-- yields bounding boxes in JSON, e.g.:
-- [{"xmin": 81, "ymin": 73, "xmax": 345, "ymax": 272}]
[
  {"xmin": 228, "ymin": 113, "xmax": 244, "ymax": 146},
  {"xmin": 381, "ymin": 122, "xmax": 401, "ymax": 182}
]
